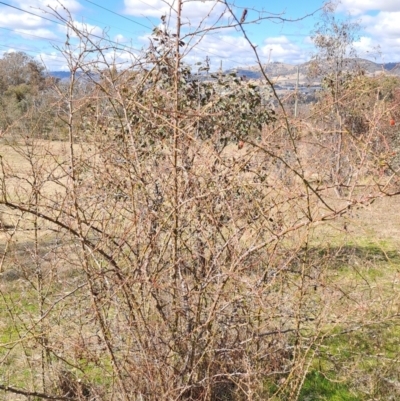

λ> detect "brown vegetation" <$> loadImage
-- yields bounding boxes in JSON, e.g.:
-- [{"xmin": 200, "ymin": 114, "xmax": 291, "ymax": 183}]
[{"xmin": 0, "ymin": 1, "xmax": 400, "ymax": 400}]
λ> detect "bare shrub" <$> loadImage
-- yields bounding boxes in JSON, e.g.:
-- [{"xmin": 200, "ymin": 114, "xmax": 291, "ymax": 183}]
[{"xmin": 0, "ymin": 1, "xmax": 399, "ymax": 401}]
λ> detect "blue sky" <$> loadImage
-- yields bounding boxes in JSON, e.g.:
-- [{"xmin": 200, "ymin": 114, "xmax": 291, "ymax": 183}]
[{"xmin": 0, "ymin": 0, "xmax": 398, "ymax": 70}]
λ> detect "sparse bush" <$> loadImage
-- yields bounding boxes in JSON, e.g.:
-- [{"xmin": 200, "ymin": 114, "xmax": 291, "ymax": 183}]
[{"xmin": 0, "ymin": 1, "xmax": 399, "ymax": 400}]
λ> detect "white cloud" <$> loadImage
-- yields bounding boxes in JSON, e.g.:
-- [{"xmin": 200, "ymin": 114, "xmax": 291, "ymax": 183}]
[
  {"xmin": 339, "ymin": 0, "xmax": 400, "ymax": 15},
  {"xmin": 136, "ymin": 29, "xmax": 258, "ymax": 69},
  {"xmin": 103, "ymin": 48, "xmax": 141, "ymax": 66},
  {"xmin": 0, "ymin": 0, "xmax": 82, "ymax": 39},
  {"xmin": 148, "ymin": 31, "xmax": 257, "ymax": 70},
  {"xmin": 351, "ymin": 34, "xmax": 400, "ymax": 63},
  {"xmin": 36, "ymin": 51, "xmax": 69, "ymax": 70},
  {"xmin": 16, "ymin": 0, "xmax": 83, "ymax": 14},
  {"xmin": 303, "ymin": 36, "xmax": 314, "ymax": 45},
  {"xmin": 58, "ymin": 21, "xmax": 104, "ymax": 39},
  {"xmin": 114, "ymin": 34, "xmax": 127, "ymax": 43},
  {"xmin": 353, "ymin": 36, "xmax": 373, "ymax": 53},
  {"xmin": 328, "ymin": 1, "xmax": 400, "ymax": 63},
  {"xmin": 346, "ymin": 12, "xmax": 400, "ymax": 61},
  {"xmin": 0, "ymin": 12, "xmax": 45, "ymax": 29},
  {"xmin": 0, "ymin": 0, "xmax": 82, "ymax": 30},
  {"xmin": 124, "ymin": 0, "xmax": 226, "ymax": 25},
  {"xmin": 191, "ymin": 34, "xmax": 254, "ymax": 65},
  {"xmin": 16, "ymin": 28, "xmax": 60, "ymax": 41},
  {"xmin": 261, "ymin": 36, "xmax": 308, "ymax": 64},
  {"xmin": 362, "ymin": 12, "xmax": 400, "ymax": 39},
  {"xmin": 136, "ymin": 30, "xmax": 310, "ymax": 68},
  {"xmin": 0, "ymin": 6, "xmax": 63, "ymax": 42},
  {"xmin": 124, "ymin": 0, "xmax": 164, "ymax": 18},
  {"xmin": 264, "ymin": 36, "xmax": 291, "ymax": 45}
]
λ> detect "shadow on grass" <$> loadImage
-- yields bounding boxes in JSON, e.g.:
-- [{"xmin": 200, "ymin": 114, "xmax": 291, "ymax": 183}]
[{"xmin": 299, "ymin": 243, "xmax": 400, "ymax": 269}]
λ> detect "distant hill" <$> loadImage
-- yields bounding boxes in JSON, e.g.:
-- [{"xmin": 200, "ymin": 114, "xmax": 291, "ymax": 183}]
[
  {"xmin": 49, "ymin": 71, "xmax": 71, "ymax": 79},
  {"xmin": 383, "ymin": 62, "xmax": 400, "ymax": 71},
  {"xmin": 226, "ymin": 58, "xmax": 400, "ymax": 84},
  {"xmin": 48, "ymin": 59, "xmax": 400, "ymax": 84},
  {"xmin": 48, "ymin": 71, "xmax": 100, "ymax": 82}
]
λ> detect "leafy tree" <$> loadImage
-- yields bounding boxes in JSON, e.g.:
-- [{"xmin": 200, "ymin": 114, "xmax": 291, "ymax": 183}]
[
  {"xmin": 309, "ymin": 1, "xmax": 360, "ymax": 98},
  {"xmin": 0, "ymin": 52, "xmax": 59, "ymax": 134},
  {"xmin": 0, "ymin": 52, "xmax": 45, "ymax": 90},
  {"xmin": 309, "ymin": 1, "xmax": 362, "ymax": 194}
]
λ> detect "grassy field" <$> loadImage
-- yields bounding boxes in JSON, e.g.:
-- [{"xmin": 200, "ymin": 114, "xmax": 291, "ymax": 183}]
[{"xmin": 295, "ymin": 196, "xmax": 400, "ymax": 400}]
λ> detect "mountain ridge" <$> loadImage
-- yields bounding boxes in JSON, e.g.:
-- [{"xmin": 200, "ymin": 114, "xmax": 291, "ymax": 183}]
[
  {"xmin": 48, "ymin": 58, "xmax": 400, "ymax": 84},
  {"xmin": 226, "ymin": 58, "xmax": 400, "ymax": 83}
]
